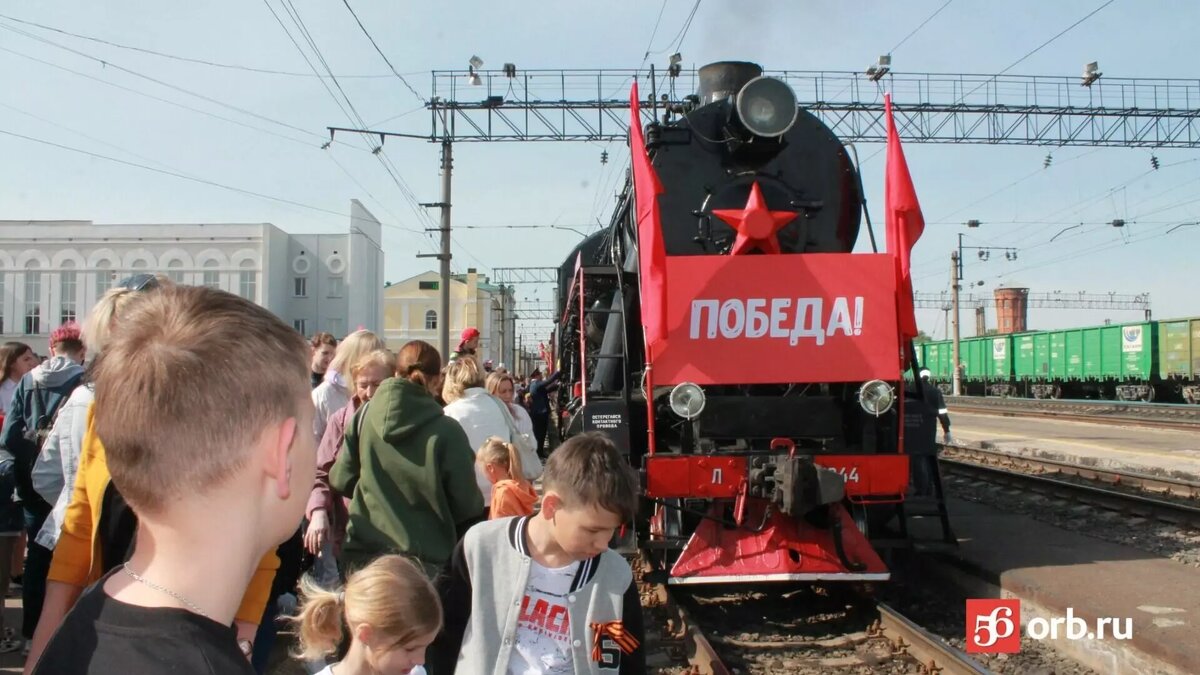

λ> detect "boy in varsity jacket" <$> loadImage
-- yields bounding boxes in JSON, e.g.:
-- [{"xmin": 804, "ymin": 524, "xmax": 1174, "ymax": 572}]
[{"xmin": 429, "ymin": 432, "xmax": 645, "ymax": 675}]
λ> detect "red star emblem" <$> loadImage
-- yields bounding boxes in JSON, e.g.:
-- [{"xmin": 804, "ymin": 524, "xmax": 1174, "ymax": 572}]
[{"xmin": 711, "ymin": 182, "xmax": 795, "ymax": 255}]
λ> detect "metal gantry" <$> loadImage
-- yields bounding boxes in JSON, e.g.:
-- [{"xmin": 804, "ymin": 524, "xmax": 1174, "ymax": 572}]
[
  {"xmin": 430, "ymin": 69, "xmax": 1200, "ymax": 146},
  {"xmin": 490, "ymin": 266, "xmax": 560, "ymax": 285},
  {"xmin": 914, "ymin": 291, "xmax": 1152, "ymax": 312}
]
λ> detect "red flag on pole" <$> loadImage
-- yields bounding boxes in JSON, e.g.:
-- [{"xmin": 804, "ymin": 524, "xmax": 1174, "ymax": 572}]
[
  {"xmin": 629, "ymin": 83, "xmax": 668, "ymax": 361},
  {"xmin": 884, "ymin": 93, "xmax": 924, "ymax": 341}
]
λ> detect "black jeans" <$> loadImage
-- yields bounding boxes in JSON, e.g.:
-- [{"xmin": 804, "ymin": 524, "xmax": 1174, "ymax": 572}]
[
  {"xmin": 22, "ymin": 502, "xmax": 51, "ymax": 639},
  {"xmin": 531, "ymin": 412, "xmax": 549, "ymax": 457}
]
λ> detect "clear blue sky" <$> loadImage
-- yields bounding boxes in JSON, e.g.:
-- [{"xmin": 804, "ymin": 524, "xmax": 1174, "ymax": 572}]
[{"xmin": 1, "ymin": 0, "xmax": 1196, "ymax": 338}]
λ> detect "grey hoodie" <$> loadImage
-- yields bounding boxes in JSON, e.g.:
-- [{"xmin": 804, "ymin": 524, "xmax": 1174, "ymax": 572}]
[{"xmin": 0, "ymin": 356, "xmax": 86, "ymax": 504}]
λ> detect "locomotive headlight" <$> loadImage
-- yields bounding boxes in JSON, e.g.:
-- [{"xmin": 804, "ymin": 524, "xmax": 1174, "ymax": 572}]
[
  {"xmin": 735, "ymin": 76, "xmax": 799, "ymax": 138},
  {"xmin": 668, "ymin": 382, "xmax": 706, "ymax": 420},
  {"xmin": 858, "ymin": 380, "xmax": 895, "ymax": 416}
]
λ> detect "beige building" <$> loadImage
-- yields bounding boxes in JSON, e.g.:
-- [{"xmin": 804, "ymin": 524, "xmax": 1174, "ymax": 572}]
[{"xmin": 384, "ymin": 268, "xmax": 515, "ymax": 365}]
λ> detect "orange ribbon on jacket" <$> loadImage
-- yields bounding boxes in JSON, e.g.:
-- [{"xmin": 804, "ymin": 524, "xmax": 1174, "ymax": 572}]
[{"xmin": 590, "ymin": 621, "xmax": 640, "ymax": 662}]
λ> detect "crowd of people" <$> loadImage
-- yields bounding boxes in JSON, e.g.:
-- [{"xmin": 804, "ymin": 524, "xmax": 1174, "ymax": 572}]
[{"xmin": 0, "ymin": 275, "xmax": 645, "ymax": 675}]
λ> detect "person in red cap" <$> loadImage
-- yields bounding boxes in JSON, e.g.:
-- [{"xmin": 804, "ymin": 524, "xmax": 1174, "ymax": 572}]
[{"xmin": 452, "ymin": 327, "xmax": 480, "ymax": 362}]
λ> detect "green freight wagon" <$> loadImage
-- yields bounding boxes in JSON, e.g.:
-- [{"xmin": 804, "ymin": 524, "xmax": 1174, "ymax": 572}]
[
  {"xmin": 1050, "ymin": 321, "xmax": 1157, "ymax": 400},
  {"xmin": 1011, "ymin": 331, "xmax": 1068, "ymax": 398},
  {"xmin": 921, "ymin": 340, "xmax": 953, "ymax": 380},
  {"xmin": 948, "ymin": 335, "xmax": 1014, "ymax": 396},
  {"xmin": 1157, "ymin": 317, "xmax": 1200, "ymax": 403}
]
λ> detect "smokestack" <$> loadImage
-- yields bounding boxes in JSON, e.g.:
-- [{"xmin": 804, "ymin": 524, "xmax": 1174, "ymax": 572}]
[{"xmin": 697, "ymin": 61, "xmax": 763, "ymax": 105}]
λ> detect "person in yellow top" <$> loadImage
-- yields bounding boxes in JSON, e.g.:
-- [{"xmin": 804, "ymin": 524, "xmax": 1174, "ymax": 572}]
[{"xmin": 23, "ymin": 275, "xmax": 279, "ymax": 673}]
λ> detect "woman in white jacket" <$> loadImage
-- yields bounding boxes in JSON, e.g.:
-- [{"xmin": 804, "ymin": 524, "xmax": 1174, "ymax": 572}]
[
  {"xmin": 442, "ymin": 358, "xmax": 513, "ymax": 511},
  {"xmin": 485, "ymin": 371, "xmax": 535, "ymax": 441}
]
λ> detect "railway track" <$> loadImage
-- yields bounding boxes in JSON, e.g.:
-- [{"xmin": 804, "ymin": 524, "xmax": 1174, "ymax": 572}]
[
  {"xmin": 638, "ymin": 557, "xmax": 990, "ymax": 674},
  {"xmin": 940, "ymin": 444, "xmax": 1200, "ymax": 528},
  {"xmin": 947, "ymin": 396, "xmax": 1200, "ymax": 431}
]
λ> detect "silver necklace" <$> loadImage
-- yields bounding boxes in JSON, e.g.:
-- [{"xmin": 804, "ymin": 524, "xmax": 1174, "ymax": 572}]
[{"xmin": 121, "ymin": 562, "xmax": 211, "ymax": 620}]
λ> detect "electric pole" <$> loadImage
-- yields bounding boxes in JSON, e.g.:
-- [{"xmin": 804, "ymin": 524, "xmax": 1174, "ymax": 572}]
[
  {"xmin": 438, "ymin": 140, "xmax": 452, "ymax": 360},
  {"xmin": 416, "ymin": 138, "xmax": 453, "ymax": 359},
  {"xmin": 951, "ymin": 251, "xmax": 962, "ymax": 397}
]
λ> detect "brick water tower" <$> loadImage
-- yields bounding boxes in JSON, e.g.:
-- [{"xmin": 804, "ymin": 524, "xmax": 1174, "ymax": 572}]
[{"xmin": 994, "ymin": 287, "xmax": 1029, "ymax": 334}]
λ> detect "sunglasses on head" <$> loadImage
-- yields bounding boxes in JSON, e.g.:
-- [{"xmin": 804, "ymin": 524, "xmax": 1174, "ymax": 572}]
[{"xmin": 116, "ymin": 273, "xmax": 160, "ymax": 292}]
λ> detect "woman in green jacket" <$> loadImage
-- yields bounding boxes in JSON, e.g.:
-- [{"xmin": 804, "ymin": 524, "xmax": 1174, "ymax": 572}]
[{"xmin": 331, "ymin": 340, "xmax": 484, "ymax": 576}]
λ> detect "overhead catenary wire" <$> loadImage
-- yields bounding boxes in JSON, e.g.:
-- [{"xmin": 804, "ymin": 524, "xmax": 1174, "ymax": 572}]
[
  {"xmin": 0, "ymin": 44, "xmax": 327, "ymax": 149},
  {"xmin": 0, "ymin": 12, "xmax": 409, "ymax": 78},
  {"xmin": 339, "ymin": 0, "xmax": 426, "ymax": 104},
  {"xmin": 636, "ymin": 0, "xmax": 671, "ymax": 72},
  {"xmin": 0, "ymin": 20, "xmax": 322, "ymax": 139},
  {"xmin": 888, "ymin": 0, "xmax": 955, "ymax": 55},
  {"xmin": 954, "ymin": 0, "xmax": 1116, "ymax": 104},
  {"xmin": 261, "ymin": 0, "xmax": 445, "ymax": 255},
  {"xmin": 0, "ymin": 127, "xmax": 425, "ymax": 239}
]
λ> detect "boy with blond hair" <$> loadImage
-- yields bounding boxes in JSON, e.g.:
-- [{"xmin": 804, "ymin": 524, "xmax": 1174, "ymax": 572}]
[
  {"xmin": 33, "ymin": 285, "xmax": 316, "ymax": 674},
  {"xmin": 430, "ymin": 431, "xmax": 645, "ymax": 675}
]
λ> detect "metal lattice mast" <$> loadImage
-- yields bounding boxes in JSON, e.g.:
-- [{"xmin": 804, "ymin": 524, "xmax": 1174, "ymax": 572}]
[{"xmin": 429, "ymin": 69, "xmax": 1200, "ymax": 146}]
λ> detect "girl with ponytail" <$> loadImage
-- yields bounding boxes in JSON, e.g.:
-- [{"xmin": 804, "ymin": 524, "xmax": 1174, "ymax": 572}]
[
  {"xmin": 476, "ymin": 437, "xmax": 538, "ymax": 519},
  {"xmin": 294, "ymin": 554, "xmax": 441, "ymax": 675}
]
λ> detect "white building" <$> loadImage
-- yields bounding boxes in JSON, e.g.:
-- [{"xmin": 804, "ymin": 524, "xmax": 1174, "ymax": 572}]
[{"xmin": 0, "ymin": 200, "xmax": 383, "ymax": 353}]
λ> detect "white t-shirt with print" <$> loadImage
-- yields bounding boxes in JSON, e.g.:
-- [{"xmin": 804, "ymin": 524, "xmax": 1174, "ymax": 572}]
[
  {"xmin": 508, "ymin": 559, "xmax": 580, "ymax": 675},
  {"xmin": 313, "ymin": 664, "xmax": 426, "ymax": 675}
]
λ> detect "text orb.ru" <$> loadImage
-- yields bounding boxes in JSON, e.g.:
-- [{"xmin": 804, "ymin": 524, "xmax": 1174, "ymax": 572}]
[{"xmin": 965, "ymin": 599, "xmax": 1133, "ymax": 653}]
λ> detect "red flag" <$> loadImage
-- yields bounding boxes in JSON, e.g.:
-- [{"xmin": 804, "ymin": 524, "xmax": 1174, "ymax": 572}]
[
  {"xmin": 630, "ymin": 83, "xmax": 668, "ymax": 360},
  {"xmin": 884, "ymin": 93, "xmax": 924, "ymax": 341}
]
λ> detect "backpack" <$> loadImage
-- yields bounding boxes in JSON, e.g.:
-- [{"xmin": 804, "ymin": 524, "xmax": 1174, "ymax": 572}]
[{"xmin": 22, "ymin": 373, "xmax": 84, "ymax": 452}]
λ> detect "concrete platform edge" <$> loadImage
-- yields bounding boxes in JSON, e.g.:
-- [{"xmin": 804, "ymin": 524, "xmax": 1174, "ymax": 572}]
[{"xmin": 920, "ymin": 555, "xmax": 1187, "ymax": 675}]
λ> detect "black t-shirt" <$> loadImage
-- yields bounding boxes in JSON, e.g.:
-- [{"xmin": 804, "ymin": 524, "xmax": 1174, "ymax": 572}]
[
  {"xmin": 33, "ymin": 572, "xmax": 253, "ymax": 675},
  {"xmin": 311, "ymin": 370, "xmax": 324, "ymax": 389},
  {"xmin": 97, "ymin": 482, "xmax": 137, "ymax": 574}
]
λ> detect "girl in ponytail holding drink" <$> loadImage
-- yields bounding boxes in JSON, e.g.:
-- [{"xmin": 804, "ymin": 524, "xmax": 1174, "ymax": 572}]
[
  {"xmin": 293, "ymin": 554, "xmax": 440, "ymax": 675},
  {"xmin": 476, "ymin": 437, "xmax": 538, "ymax": 519}
]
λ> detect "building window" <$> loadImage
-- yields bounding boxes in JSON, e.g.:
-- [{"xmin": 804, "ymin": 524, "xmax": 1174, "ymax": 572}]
[
  {"xmin": 96, "ymin": 269, "xmax": 113, "ymax": 295},
  {"xmin": 327, "ymin": 276, "xmax": 343, "ymax": 298},
  {"xmin": 60, "ymin": 270, "xmax": 77, "ymax": 325},
  {"xmin": 166, "ymin": 260, "xmax": 186, "ymax": 284},
  {"xmin": 419, "ymin": 280, "xmax": 439, "ymax": 291},
  {"xmin": 294, "ymin": 277, "xmax": 308, "ymax": 297},
  {"xmin": 203, "ymin": 260, "xmax": 220, "ymax": 289},
  {"xmin": 25, "ymin": 269, "xmax": 41, "ymax": 335},
  {"xmin": 239, "ymin": 271, "xmax": 256, "ymax": 301},
  {"xmin": 425, "ymin": 310, "xmax": 437, "ymax": 330},
  {"xmin": 326, "ymin": 318, "xmax": 344, "ymax": 337},
  {"xmin": 293, "ymin": 318, "xmax": 308, "ymax": 335}
]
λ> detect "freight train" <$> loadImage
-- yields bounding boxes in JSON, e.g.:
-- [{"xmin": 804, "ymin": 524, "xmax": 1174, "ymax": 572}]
[
  {"xmin": 919, "ymin": 317, "xmax": 1200, "ymax": 403},
  {"xmin": 551, "ymin": 62, "xmax": 936, "ymax": 585}
]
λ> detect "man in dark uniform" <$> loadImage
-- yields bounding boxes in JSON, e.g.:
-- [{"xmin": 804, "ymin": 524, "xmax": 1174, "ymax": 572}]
[
  {"xmin": 920, "ymin": 369, "xmax": 952, "ymax": 444},
  {"xmin": 909, "ymin": 369, "xmax": 952, "ymax": 496}
]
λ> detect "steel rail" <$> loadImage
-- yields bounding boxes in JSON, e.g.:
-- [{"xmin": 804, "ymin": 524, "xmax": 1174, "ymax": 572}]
[
  {"xmin": 942, "ymin": 444, "xmax": 1200, "ymax": 499},
  {"xmin": 873, "ymin": 602, "xmax": 993, "ymax": 675},
  {"xmin": 940, "ymin": 453, "xmax": 1200, "ymax": 528},
  {"xmin": 638, "ymin": 560, "xmax": 729, "ymax": 675},
  {"xmin": 947, "ymin": 397, "xmax": 1200, "ymax": 432}
]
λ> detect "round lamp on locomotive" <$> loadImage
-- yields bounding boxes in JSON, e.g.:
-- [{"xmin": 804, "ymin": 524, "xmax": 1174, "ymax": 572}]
[{"xmin": 735, "ymin": 76, "xmax": 799, "ymax": 138}]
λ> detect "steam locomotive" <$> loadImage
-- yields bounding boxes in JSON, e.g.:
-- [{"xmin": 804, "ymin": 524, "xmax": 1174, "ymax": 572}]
[{"xmin": 554, "ymin": 62, "xmax": 929, "ymax": 584}]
